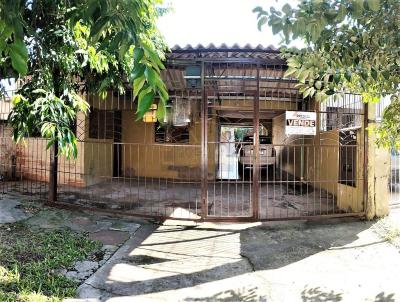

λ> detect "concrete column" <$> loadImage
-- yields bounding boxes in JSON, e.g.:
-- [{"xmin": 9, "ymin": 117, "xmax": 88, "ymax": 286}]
[{"xmin": 366, "ymin": 103, "xmax": 390, "ymax": 219}]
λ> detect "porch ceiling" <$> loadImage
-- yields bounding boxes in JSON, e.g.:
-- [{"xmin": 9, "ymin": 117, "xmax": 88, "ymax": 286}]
[
  {"xmin": 161, "ymin": 64, "xmax": 301, "ymax": 100},
  {"xmin": 162, "ymin": 44, "xmax": 301, "ymax": 100}
]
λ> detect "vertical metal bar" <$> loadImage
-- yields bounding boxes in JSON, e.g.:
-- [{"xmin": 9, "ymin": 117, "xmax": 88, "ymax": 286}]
[
  {"xmin": 315, "ymin": 99, "xmax": 321, "ymax": 215},
  {"xmin": 200, "ymin": 61, "xmax": 208, "ymax": 219},
  {"xmin": 363, "ymin": 103, "xmax": 368, "ymax": 213},
  {"xmin": 252, "ymin": 65, "xmax": 260, "ymax": 220},
  {"xmin": 48, "ymin": 141, "xmax": 58, "ymax": 202}
]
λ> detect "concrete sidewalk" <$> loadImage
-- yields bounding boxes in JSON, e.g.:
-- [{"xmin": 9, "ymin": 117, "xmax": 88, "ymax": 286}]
[
  {"xmin": 75, "ymin": 217, "xmax": 400, "ymax": 302},
  {"xmin": 2, "ymin": 194, "xmax": 399, "ymax": 302}
]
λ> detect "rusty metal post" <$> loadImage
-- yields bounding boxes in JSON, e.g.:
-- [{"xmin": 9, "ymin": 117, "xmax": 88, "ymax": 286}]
[
  {"xmin": 48, "ymin": 141, "xmax": 58, "ymax": 202},
  {"xmin": 200, "ymin": 61, "xmax": 208, "ymax": 219},
  {"xmin": 252, "ymin": 65, "xmax": 260, "ymax": 220}
]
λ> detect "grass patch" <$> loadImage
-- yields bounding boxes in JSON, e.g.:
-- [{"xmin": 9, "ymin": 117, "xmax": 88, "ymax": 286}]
[{"xmin": 0, "ymin": 223, "xmax": 102, "ymax": 302}]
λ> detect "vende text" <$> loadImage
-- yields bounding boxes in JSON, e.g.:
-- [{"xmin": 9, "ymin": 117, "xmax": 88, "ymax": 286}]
[{"xmin": 286, "ymin": 119, "xmax": 316, "ymax": 127}]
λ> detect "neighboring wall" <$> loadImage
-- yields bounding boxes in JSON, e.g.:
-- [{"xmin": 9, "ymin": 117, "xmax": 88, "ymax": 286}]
[
  {"xmin": 0, "ymin": 100, "xmax": 12, "ymax": 120},
  {"xmin": 0, "ymin": 123, "xmax": 16, "ymax": 180},
  {"xmin": 366, "ymin": 103, "xmax": 390, "ymax": 219},
  {"xmin": 15, "ymin": 112, "xmax": 86, "ymax": 187}
]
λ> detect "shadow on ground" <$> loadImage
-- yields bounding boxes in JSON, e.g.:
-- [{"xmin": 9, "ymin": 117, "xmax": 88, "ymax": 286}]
[
  {"xmin": 76, "ymin": 216, "xmax": 400, "ymax": 302},
  {"xmin": 240, "ymin": 218, "xmax": 374, "ymax": 270}
]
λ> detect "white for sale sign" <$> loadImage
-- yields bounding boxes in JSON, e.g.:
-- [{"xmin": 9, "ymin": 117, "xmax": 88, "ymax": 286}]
[{"xmin": 285, "ymin": 111, "xmax": 317, "ymax": 135}]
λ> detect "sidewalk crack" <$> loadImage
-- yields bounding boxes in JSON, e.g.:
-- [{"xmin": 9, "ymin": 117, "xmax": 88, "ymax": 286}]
[{"xmin": 240, "ymin": 253, "xmax": 256, "ymax": 272}]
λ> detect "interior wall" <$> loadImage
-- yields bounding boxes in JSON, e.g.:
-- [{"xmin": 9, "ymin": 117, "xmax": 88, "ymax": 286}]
[{"xmin": 272, "ymin": 113, "xmax": 304, "ymax": 180}]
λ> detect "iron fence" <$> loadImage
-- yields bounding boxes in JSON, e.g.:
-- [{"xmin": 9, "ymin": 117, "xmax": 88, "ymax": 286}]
[{"xmin": 0, "ymin": 52, "xmax": 367, "ymax": 221}]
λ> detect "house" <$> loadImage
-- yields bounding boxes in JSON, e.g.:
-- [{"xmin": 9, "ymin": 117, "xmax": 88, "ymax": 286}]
[{"xmin": 0, "ymin": 44, "xmax": 390, "ymax": 221}]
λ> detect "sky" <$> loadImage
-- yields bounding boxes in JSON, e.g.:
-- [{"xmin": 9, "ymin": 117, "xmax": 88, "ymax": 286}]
[{"xmin": 157, "ymin": 0, "xmax": 299, "ymax": 48}]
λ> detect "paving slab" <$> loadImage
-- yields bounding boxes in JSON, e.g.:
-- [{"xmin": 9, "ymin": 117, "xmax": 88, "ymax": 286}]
[
  {"xmin": 0, "ymin": 194, "xmax": 34, "ymax": 223},
  {"xmin": 89, "ymin": 230, "xmax": 130, "ymax": 246}
]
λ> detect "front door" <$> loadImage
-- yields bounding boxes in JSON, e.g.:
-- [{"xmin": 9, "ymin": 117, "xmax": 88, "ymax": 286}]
[{"xmin": 205, "ymin": 93, "xmax": 258, "ymax": 219}]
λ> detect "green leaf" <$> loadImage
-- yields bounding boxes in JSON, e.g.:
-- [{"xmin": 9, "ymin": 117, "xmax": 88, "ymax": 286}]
[
  {"xmin": 131, "ymin": 64, "xmax": 145, "ymax": 80},
  {"xmin": 90, "ymin": 16, "xmax": 109, "ymax": 40},
  {"xmin": 252, "ymin": 6, "xmax": 263, "ymax": 13},
  {"xmin": 11, "ymin": 94, "xmax": 23, "ymax": 105},
  {"xmin": 137, "ymin": 90, "xmax": 155, "ymax": 118},
  {"xmin": 9, "ymin": 51, "xmax": 28, "ymax": 75},
  {"xmin": 344, "ymin": 71, "xmax": 352, "ymax": 82},
  {"xmin": 156, "ymin": 101, "xmax": 166, "ymax": 122},
  {"xmin": 272, "ymin": 23, "xmax": 283, "ymax": 35},
  {"xmin": 351, "ymin": 0, "xmax": 364, "ymax": 18},
  {"xmin": 367, "ymin": 0, "xmax": 380, "ymax": 12},
  {"xmin": 144, "ymin": 66, "xmax": 157, "ymax": 86},
  {"xmin": 8, "ymin": 40, "xmax": 28, "ymax": 75},
  {"xmin": 134, "ymin": 47, "xmax": 144, "ymax": 62},
  {"xmin": 287, "ymin": 57, "xmax": 301, "ymax": 68},
  {"xmin": 282, "ymin": 4, "xmax": 291, "ymax": 14},
  {"xmin": 284, "ymin": 67, "xmax": 297, "ymax": 78},
  {"xmin": 371, "ymin": 68, "xmax": 378, "ymax": 80},
  {"xmin": 303, "ymin": 87, "xmax": 315, "ymax": 98},
  {"xmin": 257, "ymin": 16, "xmax": 268, "ymax": 31},
  {"xmin": 133, "ymin": 76, "xmax": 146, "ymax": 99}
]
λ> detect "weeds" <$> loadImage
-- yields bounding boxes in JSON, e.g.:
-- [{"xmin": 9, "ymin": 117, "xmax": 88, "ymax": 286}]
[{"xmin": 373, "ymin": 217, "xmax": 400, "ymax": 248}]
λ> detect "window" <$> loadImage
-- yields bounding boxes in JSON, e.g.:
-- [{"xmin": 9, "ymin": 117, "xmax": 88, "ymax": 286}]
[
  {"xmin": 89, "ymin": 108, "xmax": 115, "ymax": 139},
  {"xmin": 339, "ymin": 130, "xmax": 357, "ymax": 187},
  {"xmin": 155, "ymin": 122, "xmax": 189, "ymax": 144}
]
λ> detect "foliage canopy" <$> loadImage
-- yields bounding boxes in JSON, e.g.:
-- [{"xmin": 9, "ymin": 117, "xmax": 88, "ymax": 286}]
[
  {"xmin": 0, "ymin": 0, "xmax": 168, "ymax": 158},
  {"xmin": 255, "ymin": 0, "xmax": 400, "ymax": 148}
]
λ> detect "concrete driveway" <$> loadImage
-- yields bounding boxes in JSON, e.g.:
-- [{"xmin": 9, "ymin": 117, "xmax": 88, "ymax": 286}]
[{"xmin": 75, "ymin": 215, "xmax": 400, "ymax": 302}]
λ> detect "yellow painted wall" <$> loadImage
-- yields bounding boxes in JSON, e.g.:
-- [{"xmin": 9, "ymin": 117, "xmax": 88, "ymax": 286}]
[
  {"xmin": 336, "ymin": 129, "xmax": 364, "ymax": 212},
  {"xmin": 272, "ymin": 113, "xmax": 304, "ymax": 180},
  {"xmin": 306, "ymin": 130, "xmax": 339, "ymax": 196},
  {"xmin": 121, "ymin": 110, "xmax": 203, "ymax": 180}
]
